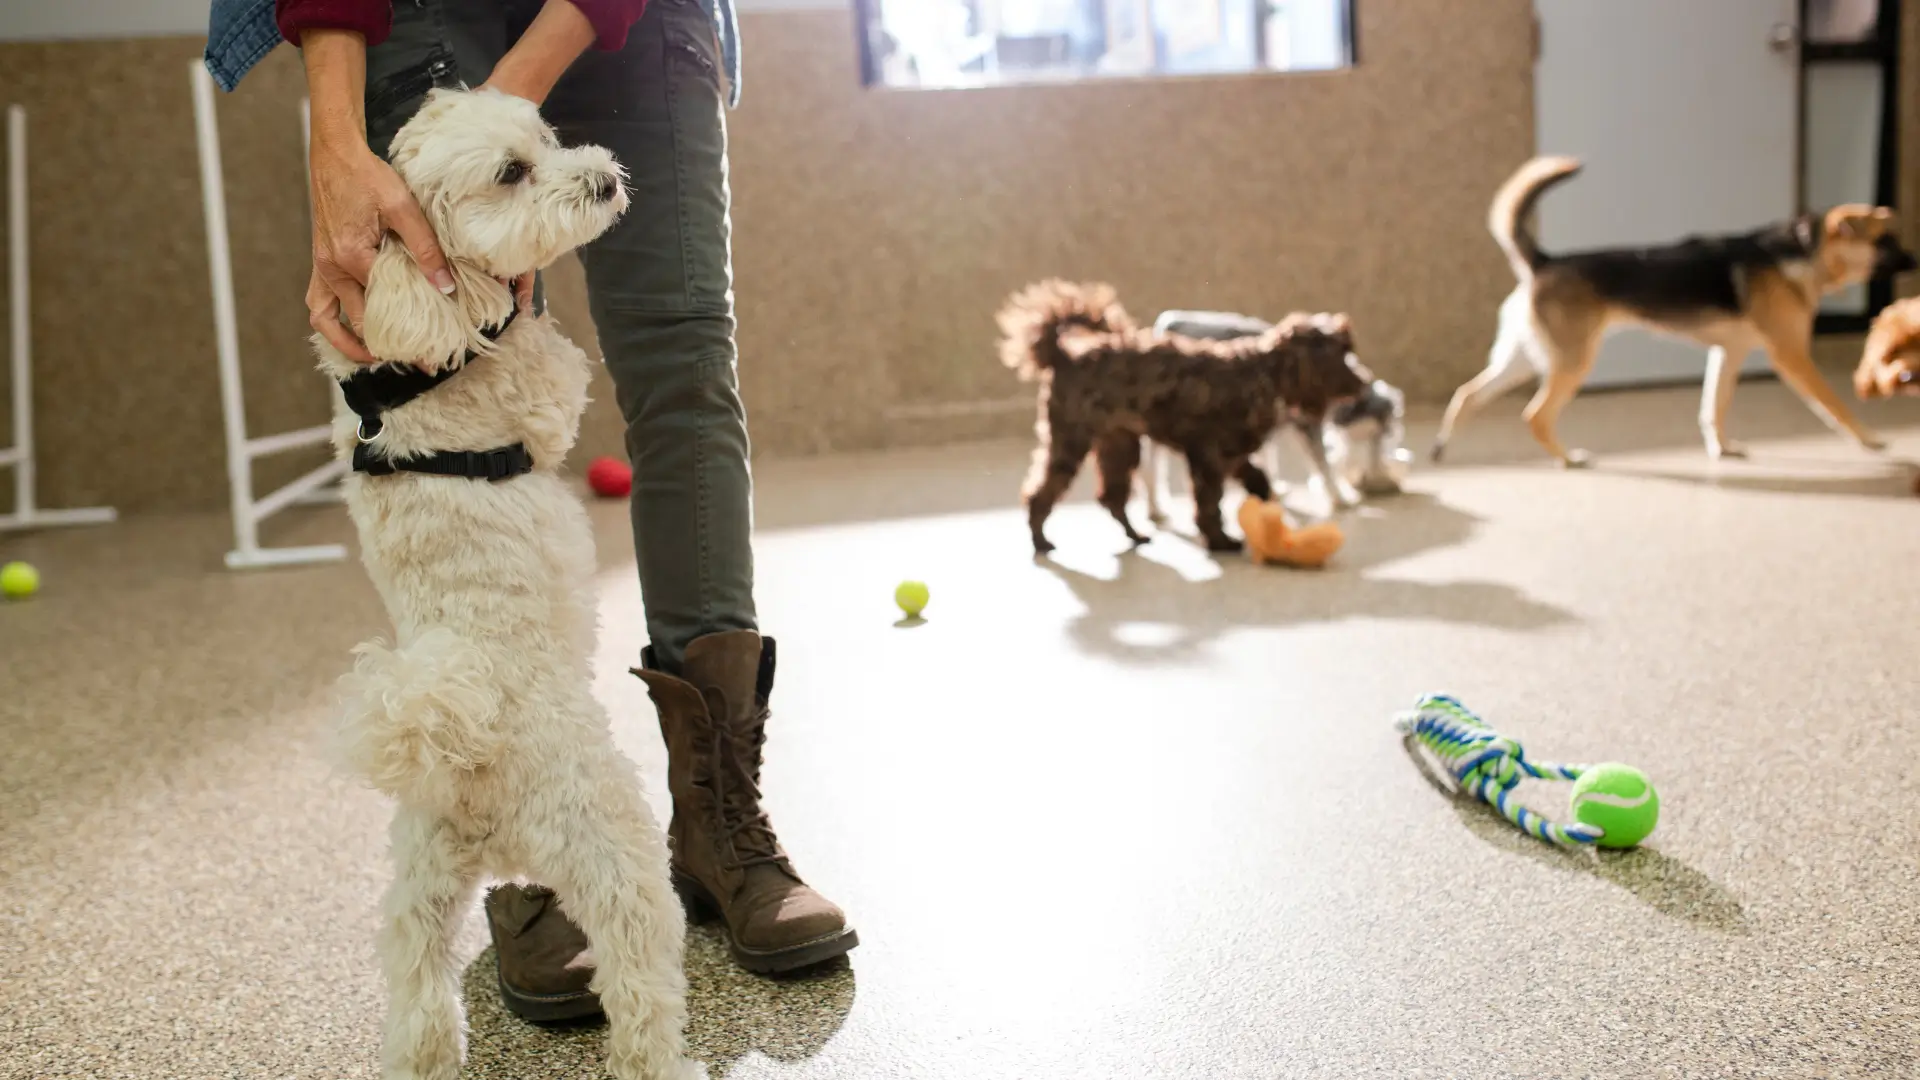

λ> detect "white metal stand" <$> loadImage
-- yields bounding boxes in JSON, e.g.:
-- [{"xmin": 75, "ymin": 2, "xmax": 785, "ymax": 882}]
[
  {"xmin": 1, "ymin": 105, "xmax": 117, "ymax": 535},
  {"xmin": 190, "ymin": 63, "xmax": 347, "ymax": 570}
]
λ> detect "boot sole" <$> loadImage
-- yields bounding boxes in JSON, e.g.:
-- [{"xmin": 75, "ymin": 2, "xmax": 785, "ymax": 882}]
[
  {"xmin": 675, "ymin": 871, "xmax": 861, "ymax": 975},
  {"xmin": 495, "ymin": 971, "xmax": 605, "ymax": 1024}
]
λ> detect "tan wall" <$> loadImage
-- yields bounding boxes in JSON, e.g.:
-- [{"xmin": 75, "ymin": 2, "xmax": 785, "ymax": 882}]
[{"xmin": 4, "ymin": 1, "xmax": 1534, "ymax": 514}]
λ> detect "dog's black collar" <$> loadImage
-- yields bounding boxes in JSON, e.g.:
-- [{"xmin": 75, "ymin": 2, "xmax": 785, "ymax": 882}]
[
  {"xmin": 338, "ymin": 309, "xmax": 518, "ymax": 441},
  {"xmin": 339, "ymin": 310, "xmax": 531, "ymax": 482},
  {"xmin": 351, "ymin": 441, "xmax": 533, "ymax": 482}
]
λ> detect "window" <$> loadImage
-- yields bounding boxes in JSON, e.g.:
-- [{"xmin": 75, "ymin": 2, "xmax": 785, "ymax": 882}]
[
  {"xmin": 1797, "ymin": 0, "xmax": 1902, "ymax": 333},
  {"xmin": 855, "ymin": 0, "xmax": 1355, "ymax": 90}
]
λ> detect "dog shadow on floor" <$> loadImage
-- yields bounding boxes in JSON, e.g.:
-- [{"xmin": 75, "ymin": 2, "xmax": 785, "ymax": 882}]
[
  {"xmin": 458, "ymin": 924, "xmax": 855, "ymax": 1075},
  {"xmin": 1608, "ymin": 455, "xmax": 1920, "ymax": 499},
  {"xmin": 1400, "ymin": 737, "xmax": 1748, "ymax": 933},
  {"xmin": 1043, "ymin": 490, "xmax": 1574, "ymax": 664}
]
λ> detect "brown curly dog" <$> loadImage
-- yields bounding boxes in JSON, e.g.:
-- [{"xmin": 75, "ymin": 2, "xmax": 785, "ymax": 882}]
[
  {"xmin": 1854, "ymin": 296, "xmax": 1920, "ymax": 494},
  {"xmin": 998, "ymin": 279, "xmax": 1372, "ymax": 554}
]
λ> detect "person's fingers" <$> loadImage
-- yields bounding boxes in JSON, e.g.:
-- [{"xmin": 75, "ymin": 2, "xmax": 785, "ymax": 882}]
[
  {"xmin": 381, "ymin": 192, "xmax": 456, "ymax": 295},
  {"xmin": 325, "ymin": 266, "xmax": 368, "ymax": 332},
  {"xmin": 307, "ymin": 269, "xmax": 376, "ymax": 364},
  {"xmin": 310, "ymin": 300, "xmax": 376, "ymax": 364},
  {"xmin": 336, "ymin": 241, "xmax": 377, "ymax": 290}
]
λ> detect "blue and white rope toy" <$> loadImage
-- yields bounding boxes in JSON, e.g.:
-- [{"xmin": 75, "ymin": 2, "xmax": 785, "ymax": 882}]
[{"xmin": 1394, "ymin": 693, "xmax": 1603, "ymax": 848}]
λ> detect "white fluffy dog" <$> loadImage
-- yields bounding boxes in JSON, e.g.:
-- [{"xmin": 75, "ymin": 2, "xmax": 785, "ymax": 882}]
[{"xmin": 316, "ymin": 88, "xmax": 702, "ymax": 1080}]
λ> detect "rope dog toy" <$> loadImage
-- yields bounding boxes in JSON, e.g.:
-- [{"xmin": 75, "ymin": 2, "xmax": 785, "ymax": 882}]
[{"xmin": 1395, "ymin": 694, "xmax": 1659, "ymax": 849}]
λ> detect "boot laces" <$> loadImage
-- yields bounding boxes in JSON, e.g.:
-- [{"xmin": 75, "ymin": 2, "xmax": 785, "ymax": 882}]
[{"xmin": 713, "ymin": 719, "xmax": 787, "ymax": 871}]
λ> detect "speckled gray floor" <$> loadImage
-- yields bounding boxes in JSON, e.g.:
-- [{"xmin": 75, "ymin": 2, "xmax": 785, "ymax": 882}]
[{"xmin": 3, "ymin": 377, "xmax": 1919, "ymax": 1079}]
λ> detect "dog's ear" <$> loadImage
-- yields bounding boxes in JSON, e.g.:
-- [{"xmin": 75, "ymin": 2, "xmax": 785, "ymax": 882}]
[
  {"xmin": 362, "ymin": 239, "xmax": 469, "ymax": 370},
  {"xmin": 1827, "ymin": 205, "xmax": 1888, "ymax": 242}
]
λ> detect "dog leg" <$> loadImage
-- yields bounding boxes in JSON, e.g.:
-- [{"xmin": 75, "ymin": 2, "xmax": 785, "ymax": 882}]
[
  {"xmin": 1699, "ymin": 343, "xmax": 1749, "ymax": 459},
  {"xmin": 1139, "ymin": 436, "xmax": 1168, "ymax": 523},
  {"xmin": 1095, "ymin": 432, "xmax": 1149, "ymax": 546},
  {"xmin": 1186, "ymin": 451, "xmax": 1240, "ymax": 553},
  {"xmin": 379, "ymin": 808, "xmax": 481, "ymax": 1080},
  {"xmin": 1522, "ymin": 322, "xmax": 1599, "ymax": 468},
  {"xmin": 1023, "ymin": 429, "xmax": 1092, "ymax": 555},
  {"xmin": 536, "ymin": 785, "xmax": 699, "ymax": 1080},
  {"xmin": 1434, "ymin": 297, "xmax": 1537, "ymax": 461},
  {"xmin": 1261, "ymin": 430, "xmax": 1289, "ymax": 497},
  {"xmin": 1234, "ymin": 457, "xmax": 1276, "ymax": 502},
  {"xmin": 1297, "ymin": 418, "xmax": 1358, "ymax": 507},
  {"xmin": 1766, "ymin": 337, "xmax": 1886, "ymax": 452}
]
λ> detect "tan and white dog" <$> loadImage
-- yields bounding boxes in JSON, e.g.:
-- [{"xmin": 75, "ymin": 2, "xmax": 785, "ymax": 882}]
[
  {"xmin": 315, "ymin": 88, "xmax": 702, "ymax": 1080},
  {"xmin": 1434, "ymin": 156, "xmax": 1917, "ymax": 467}
]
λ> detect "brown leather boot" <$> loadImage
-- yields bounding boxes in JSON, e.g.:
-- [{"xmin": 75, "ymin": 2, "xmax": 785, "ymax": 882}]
[
  {"xmin": 483, "ymin": 883, "xmax": 602, "ymax": 1022},
  {"xmin": 634, "ymin": 630, "xmax": 859, "ymax": 974}
]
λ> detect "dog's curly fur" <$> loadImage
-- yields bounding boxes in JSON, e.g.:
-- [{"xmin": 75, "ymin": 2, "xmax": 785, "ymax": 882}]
[
  {"xmin": 313, "ymin": 88, "xmax": 702, "ymax": 1080},
  {"xmin": 1854, "ymin": 296, "xmax": 1920, "ymax": 495},
  {"xmin": 1856, "ymin": 296, "xmax": 1920, "ymax": 402},
  {"xmin": 1000, "ymin": 279, "xmax": 1373, "ymax": 554}
]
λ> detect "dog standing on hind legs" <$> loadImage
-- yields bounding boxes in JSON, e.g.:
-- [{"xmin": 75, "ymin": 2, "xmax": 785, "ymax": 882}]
[
  {"xmin": 317, "ymin": 88, "xmax": 702, "ymax": 1080},
  {"xmin": 1433, "ymin": 155, "xmax": 1919, "ymax": 467}
]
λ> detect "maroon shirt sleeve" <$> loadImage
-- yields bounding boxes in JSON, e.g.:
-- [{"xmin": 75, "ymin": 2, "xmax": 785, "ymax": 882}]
[
  {"xmin": 277, "ymin": 0, "xmax": 648, "ymax": 52},
  {"xmin": 276, "ymin": 0, "xmax": 393, "ymax": 48},
  {"xmin": 567, "ymin": 0, "xmax": 651, "ymax": 51}
]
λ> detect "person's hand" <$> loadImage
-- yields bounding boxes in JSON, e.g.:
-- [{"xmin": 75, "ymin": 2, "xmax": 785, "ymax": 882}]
[{"xmin": 306, "ymin": 136, "xmax": 455, "ymax": 364}]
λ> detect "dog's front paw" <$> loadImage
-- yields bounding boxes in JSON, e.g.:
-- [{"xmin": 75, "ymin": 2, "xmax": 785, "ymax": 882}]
[
  {"xmin": 1560, "ymin": 449, "xmax": 1594, "ymax": 469},
  {"xmin": 1206, "ymin": 535, "xmax": 1246, "ymax": 554},
  {"xmin": 1707, "ymin": 439, "xmax": 1748, "ymax": 461},
  {"xmin": 1859, "ymin": 431, "xmax": 1889, "ymax": 452}
]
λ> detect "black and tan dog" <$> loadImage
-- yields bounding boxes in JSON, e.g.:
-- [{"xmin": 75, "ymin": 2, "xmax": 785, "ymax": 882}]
[{"xmin": 1433, "ymin": 156, "xmax": 1918, "ymax": 466}]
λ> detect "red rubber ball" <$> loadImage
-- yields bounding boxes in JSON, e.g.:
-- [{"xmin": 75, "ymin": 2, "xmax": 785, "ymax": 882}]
[{"xmin": 586, "ymin": 456, "xmax": 632, "ymax": 498}]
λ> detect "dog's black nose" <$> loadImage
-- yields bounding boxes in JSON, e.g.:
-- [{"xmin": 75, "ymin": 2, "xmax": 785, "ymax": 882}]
[{"xmin": 592, "ymin": 175, "xmax": 618, "ymax": 202}]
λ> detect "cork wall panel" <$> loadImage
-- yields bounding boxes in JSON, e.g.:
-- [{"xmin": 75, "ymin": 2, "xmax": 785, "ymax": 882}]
[{"xmin": 0, "ymin": 42, "xmax": 321, "ymax": 516}]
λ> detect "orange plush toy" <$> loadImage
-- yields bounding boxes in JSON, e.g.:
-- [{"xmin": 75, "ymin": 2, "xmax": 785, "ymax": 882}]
[{"xmin": 1237, "ymin": 497, "xmax": 1344, "ymax": 568}]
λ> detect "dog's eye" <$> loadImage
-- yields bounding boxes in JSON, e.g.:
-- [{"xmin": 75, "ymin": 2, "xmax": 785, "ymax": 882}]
[{"xmin": 498, "ymin": 159, "xmax": 530, "ymax": 185}]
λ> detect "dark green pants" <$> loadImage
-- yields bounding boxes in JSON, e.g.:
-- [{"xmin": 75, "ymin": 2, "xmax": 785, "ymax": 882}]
[{"xmin": 365, "ymin": 0, "xmax": 756, "ymax": 672}]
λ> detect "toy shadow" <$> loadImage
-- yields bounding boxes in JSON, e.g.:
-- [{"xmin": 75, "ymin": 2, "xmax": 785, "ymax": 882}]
[
  {"xmin": 1400, "ymin": 737, "xmax": 1748, "ymax": 933},
  {"xmin": 1138, "ymin": 488, "xmax": 1497, "ymax": 574},
  {"xmin": 460, "ymin": 924, "xmax": 855, "ymax": 1074}
]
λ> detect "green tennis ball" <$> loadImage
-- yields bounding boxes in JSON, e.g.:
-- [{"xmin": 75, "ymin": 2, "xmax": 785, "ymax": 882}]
[
  {"xmin": 1569, "ymin": 762, "xmax": 1659, "ymax": 849},
  {"xmin": 1, "ymin": 561, "xmax": 39, "ymax": 600},
  {"xmin": 894, "ymin": 580, "xmax": 929, "ymax": 617}
]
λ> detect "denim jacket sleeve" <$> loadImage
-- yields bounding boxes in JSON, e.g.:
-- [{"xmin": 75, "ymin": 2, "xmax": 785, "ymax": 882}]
[
  {"xmin": 205, "ymin": 0, "xmax": 740, "ymax": 105},
  {"xmin": 204, "ymin": 0, "xmax": 284, "ymax": 92}
]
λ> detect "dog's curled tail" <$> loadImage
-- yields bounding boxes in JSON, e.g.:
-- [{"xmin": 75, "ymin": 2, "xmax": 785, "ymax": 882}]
[
  {"xmin": 334, "ymin": 627, "xmax": 505, "ymax": 808},
  {"xmin": 997, "ymin": 279, "xmax": 1135, "ymax": 381},
  {"xmin": 1490, "ymin": 156, "xmax": 1581, "ymax": 278}
]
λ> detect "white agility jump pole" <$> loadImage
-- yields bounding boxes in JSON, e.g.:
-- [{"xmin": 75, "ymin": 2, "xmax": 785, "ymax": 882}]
[
  {"xmin": 190, "ymin": 62, "xmax": 347, "ymax": 570},
  {"xmin": 1, "ymin": 105, "xmax": 117, "ymax": 535}
]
